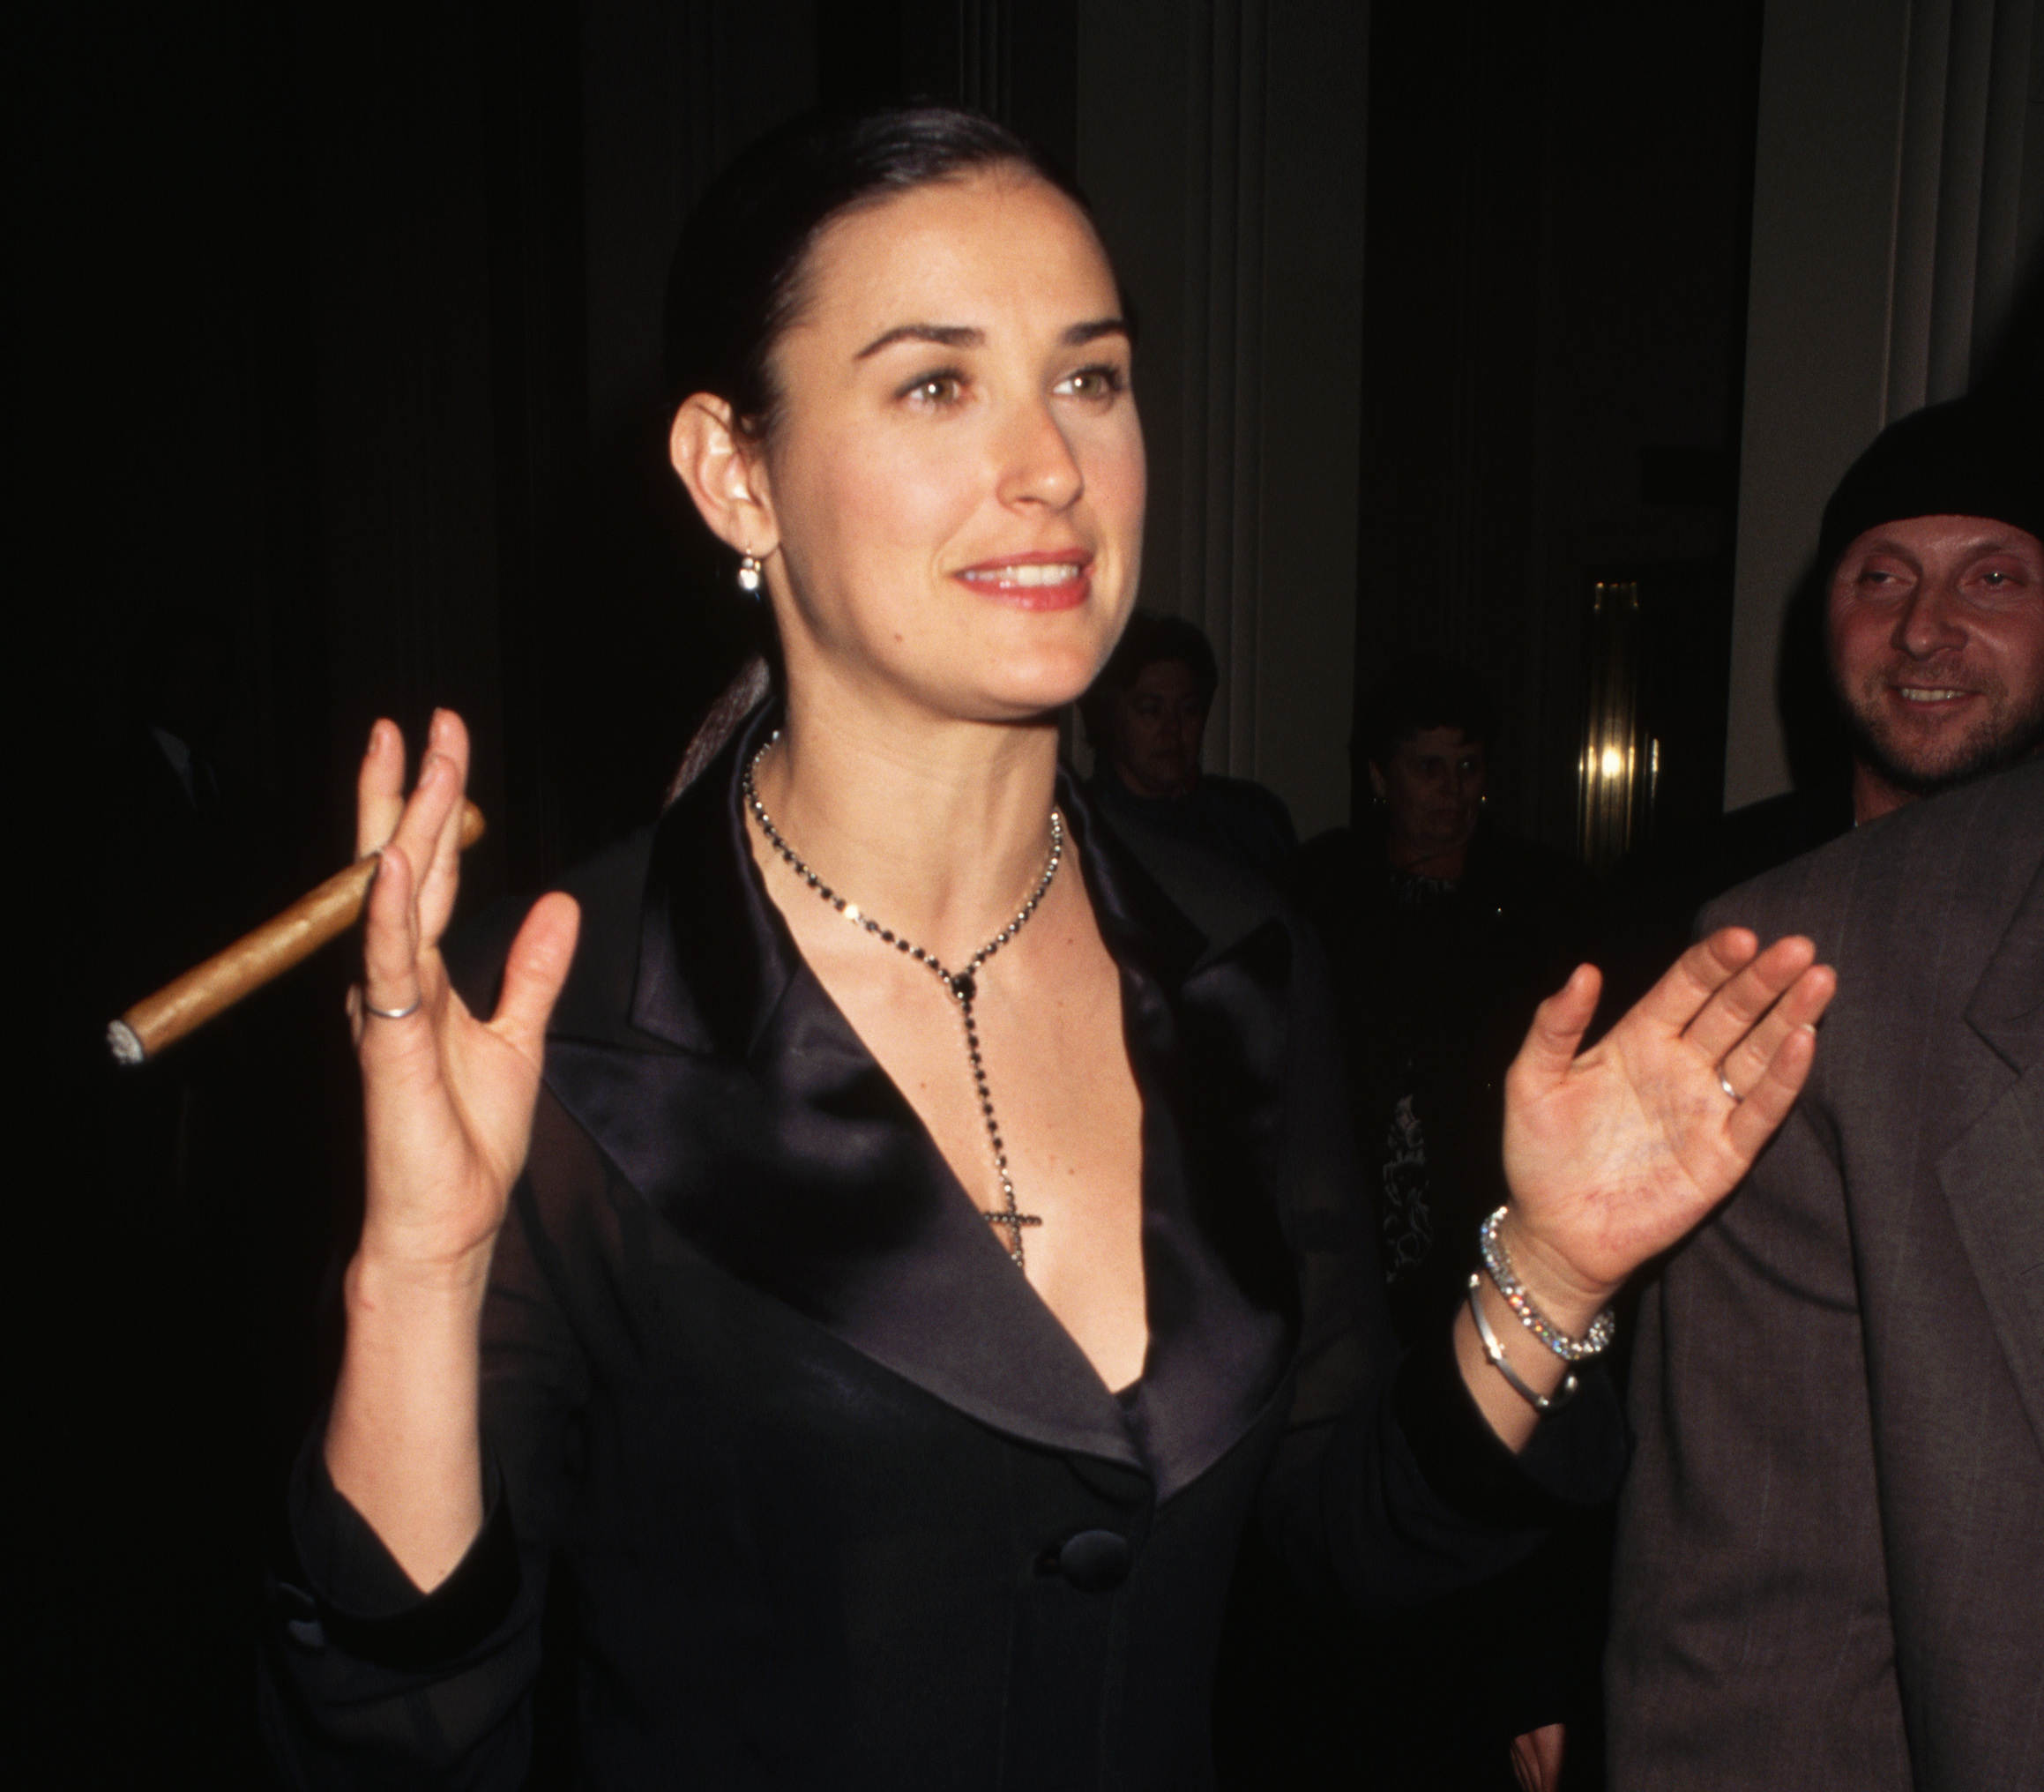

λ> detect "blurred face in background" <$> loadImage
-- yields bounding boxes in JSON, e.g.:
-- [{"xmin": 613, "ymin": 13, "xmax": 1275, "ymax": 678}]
[
  {"xmin": 1106, "ymin": 657, "xmax": 1206, "ymax": 798},
  {"xmin": 1827, "ymin": 514, "xmax": 2044, "ymax": 810},
  {"xmin": 1372, "ymin": 727, "xmax": 1487, "ymax": 867}
]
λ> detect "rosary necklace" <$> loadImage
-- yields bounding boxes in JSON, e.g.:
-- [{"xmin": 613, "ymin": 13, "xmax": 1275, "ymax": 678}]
[{"xmin": 742, "ymin": 733, "xmax": 1063, "ymax": 1269}]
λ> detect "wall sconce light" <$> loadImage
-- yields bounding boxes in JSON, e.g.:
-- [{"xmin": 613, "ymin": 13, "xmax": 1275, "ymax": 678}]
[{"xmin": 1578, "ymin": 579, "xmax": 1657, "ymax": 869}]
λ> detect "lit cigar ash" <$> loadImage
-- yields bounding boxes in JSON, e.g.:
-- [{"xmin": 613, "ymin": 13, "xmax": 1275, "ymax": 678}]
[{"xmin": 108, "ymin": 801, "xmax": 485, "ymax": 1064}]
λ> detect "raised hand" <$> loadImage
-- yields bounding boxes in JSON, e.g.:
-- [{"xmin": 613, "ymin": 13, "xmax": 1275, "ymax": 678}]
[
  {"xmin": 350, "ymin": 710, "xmax": 580, "ymax": 1270},
  {"xmin": 327, "ymin": 711, "xmax": 578, "ymax": 1589},
  {"xmin": 1497, "ymin": 929, "xmax": 1836, "ymax": 1325}
]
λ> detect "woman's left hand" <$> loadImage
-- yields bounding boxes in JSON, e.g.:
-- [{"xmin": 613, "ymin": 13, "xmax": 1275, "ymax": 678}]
[{"xmin": 1496, "ymin": 928, "xmax": 1837, "ymax": 1328}]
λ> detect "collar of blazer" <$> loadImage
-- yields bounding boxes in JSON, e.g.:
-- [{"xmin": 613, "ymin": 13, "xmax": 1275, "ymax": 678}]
[
  {"xmin": 1937, "ymin": 761, "xmax": 2044, "ymax": 1458},
  {"xmin": 1960, "ymin": 824, "xmax": 2044, "ymax": 1079},
  {"xmin": 525, "ymin": 698, "xmax": 1299, "ymax": 1497}
]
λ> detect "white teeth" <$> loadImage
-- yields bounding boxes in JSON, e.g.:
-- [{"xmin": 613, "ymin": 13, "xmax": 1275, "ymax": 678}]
[
  {"xmin": 963, "ymin": 562, "xmax": 1082, "ymax": 587},
  {"xmin": 1898, "ymin": 688, "xmax": 1966, "ymax": 702}
]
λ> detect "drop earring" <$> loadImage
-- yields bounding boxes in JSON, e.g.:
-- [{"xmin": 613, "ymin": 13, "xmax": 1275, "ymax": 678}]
[{"xmin": 736, "ymin": 552, "xmax": 764, "ymax": 597}]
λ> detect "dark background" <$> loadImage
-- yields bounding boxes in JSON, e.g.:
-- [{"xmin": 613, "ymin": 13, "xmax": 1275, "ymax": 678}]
[
  {"xmin": 1354, "ymin": 1, "xmax": 1764, "ymax": 855},
  {"xmin": 22, "ymin": 0, "xmax": 1767, "ymax": 898},
  {"xmin": 18, "ymin": 0, "xmax": 1778, "ymax": 1777}
]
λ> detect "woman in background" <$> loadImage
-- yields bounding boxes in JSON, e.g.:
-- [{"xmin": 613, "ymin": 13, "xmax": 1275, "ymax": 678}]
[
  {"xmin": 261, "ymin": 108, "xmax": 1831, "ymax": 1788},
  {"xmin": 1272, "ymin": 661, "xmax": 1608, "ymax": 1789},
  {"xmin": 1078, "ymin": 609, "xmax": 1298, "ymax": 876},
  {"xmin": 1286, "ymin": 659, "xmax": 1598, "ymax": 1345}
]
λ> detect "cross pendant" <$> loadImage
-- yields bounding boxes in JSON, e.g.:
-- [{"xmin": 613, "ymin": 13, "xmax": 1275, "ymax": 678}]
[{"xmin": 983, "ymin": 1208, "xmax": 1044, "ymax": 1253}]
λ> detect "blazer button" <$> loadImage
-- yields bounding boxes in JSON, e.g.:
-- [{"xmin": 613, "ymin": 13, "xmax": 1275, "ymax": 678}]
[
  {"xmin": 1056, "ymin": 1529, "xmax": 1131, "ymax": 1593},
  {"xmin": 270, "ymin": 1579, "xmax": 317, "ymax": 1622}
]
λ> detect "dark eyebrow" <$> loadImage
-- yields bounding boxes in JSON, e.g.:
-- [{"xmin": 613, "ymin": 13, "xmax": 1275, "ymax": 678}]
[
  {"xmin": 855, "ymin": 324, "xmax": 984, "ymax": 360},
  {"xmin": 853, "ymin": 317, "xmax": 1132, "ymax": 360}
]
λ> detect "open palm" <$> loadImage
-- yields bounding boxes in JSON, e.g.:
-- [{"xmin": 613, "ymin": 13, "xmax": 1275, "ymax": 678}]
[{"xmin": 1501, "ymin": 930, "xmax": 1836, "ymax": 1309}]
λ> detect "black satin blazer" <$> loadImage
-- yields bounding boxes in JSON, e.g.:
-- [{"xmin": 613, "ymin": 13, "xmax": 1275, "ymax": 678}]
[{"xmin": 261, "ymin": 709, "xmax": 1623, "ymax": 1790}]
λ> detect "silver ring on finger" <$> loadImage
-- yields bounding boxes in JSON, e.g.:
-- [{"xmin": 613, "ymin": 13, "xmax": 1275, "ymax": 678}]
[
  {"xmin": 1717, "ymin": 1067, "xmax": 1742, "ymax": 1103},
  {"xmin": 362, "ymin": 991, "xmax": 423, "ymax": 1021}
]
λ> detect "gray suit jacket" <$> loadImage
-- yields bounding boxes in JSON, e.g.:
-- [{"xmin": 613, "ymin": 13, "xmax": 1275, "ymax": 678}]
[{"xmin": 1608, "ymin": 758, "xmax": 2044, "ymax": 1791}]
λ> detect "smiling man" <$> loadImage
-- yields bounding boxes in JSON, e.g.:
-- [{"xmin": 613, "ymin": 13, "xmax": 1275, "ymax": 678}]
[
  {"xmin": 1606, "ymin": 385, "xmax": 2044, "ymax": 1792},
  {"xmin": 1820, "ymin": 393, "xmax": 2044, "ymax": 823},
  {"xmin": 1607, "ymin": 392, "xmax": 2042, "ymax": 1010}
]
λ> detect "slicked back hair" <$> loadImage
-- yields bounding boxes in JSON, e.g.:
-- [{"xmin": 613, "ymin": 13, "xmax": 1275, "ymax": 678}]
[{"xmin": 664, "ymin": 105, "xmax": 1106, "ymax": 445}]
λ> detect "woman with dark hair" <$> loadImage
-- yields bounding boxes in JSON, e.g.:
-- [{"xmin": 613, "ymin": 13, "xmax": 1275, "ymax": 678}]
[
  {"xmin": 262, "ymin": 108, "xmax": 1831, "ymax": 1788},
  {"xmin": 1286, "ymin": 659, "xmax": 1599, "ymax": 1342}
]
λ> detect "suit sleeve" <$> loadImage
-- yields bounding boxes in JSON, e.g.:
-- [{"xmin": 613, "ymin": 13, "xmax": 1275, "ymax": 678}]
[
  {"xmin": 1604, "ymin": 1095, "xmax": 1913, "ymax": 1790},
  {"xmin": 258, "ymin": 1094, "xmax": 594, "ymax": 1790}
]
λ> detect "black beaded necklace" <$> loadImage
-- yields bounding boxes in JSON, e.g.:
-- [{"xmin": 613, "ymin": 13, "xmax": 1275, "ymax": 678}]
[{"xmin": 742, "ymin": 733, "xmax": 1064, "ymax": 1268}]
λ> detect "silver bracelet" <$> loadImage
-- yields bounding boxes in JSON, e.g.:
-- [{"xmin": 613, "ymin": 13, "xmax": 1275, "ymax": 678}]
[
  {"xmin": 1478, "ymin": 1206, "xmax": 1615, "ymax": 1363},
  {"xmin": 1467, "ymin": 1275, "xmax": 1578, "ymax": 1413}
]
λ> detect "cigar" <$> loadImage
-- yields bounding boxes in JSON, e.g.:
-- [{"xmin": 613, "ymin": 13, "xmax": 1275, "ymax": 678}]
[{"xmin": 108, "ymin": 801, "xmax": 486, "ymax": 1064}]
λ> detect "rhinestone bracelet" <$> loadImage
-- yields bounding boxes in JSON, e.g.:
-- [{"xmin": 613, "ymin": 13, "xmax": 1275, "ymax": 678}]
[{"xmin": 1478, "ymin": 1206, "xmax": 1615, "ymax": 1363}]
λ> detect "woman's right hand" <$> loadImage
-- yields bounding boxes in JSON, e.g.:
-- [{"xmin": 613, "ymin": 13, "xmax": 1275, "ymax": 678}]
[
  {"xmin": 353, "ymin": 710, "xmax": 580, "ymax": 1274},
  {"xmin": 325, "ymin": 711, "xmax": 578, "ymax": 1590}
]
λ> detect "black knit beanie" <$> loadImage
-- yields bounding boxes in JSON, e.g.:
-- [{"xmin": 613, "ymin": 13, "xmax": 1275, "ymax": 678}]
[{"xmin": 1816, "ymin": 389, "xmax": 2042, "ymax": 578}]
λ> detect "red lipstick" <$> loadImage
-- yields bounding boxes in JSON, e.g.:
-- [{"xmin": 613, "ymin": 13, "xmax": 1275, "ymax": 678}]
[{"xmin": 952, "ymin": 550, "xmax": 1093, "ymax": 611}]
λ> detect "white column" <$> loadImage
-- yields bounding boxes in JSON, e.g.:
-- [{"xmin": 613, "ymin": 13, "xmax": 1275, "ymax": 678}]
[{"xmin": 1079, "ymin": 0, "xmax": 1367, "ymax": 839}]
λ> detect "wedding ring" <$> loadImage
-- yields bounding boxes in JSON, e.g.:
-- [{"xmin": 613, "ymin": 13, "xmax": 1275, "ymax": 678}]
[
  {"xmin": 362, "ymin": 992, "xmax": 423, "ymax": 1021},
  {"xmin": 1717, "ymin": 1068, "xmax": 1742, "ymax": 1103}
]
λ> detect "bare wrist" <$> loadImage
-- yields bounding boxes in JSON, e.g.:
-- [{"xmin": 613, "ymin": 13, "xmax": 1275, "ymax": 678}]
[{"xmin": 347, "ymin": 1236, "xmax": 496, "ymax": 1311}]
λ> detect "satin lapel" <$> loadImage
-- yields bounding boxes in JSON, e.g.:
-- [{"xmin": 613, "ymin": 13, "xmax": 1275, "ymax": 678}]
[
  {"xmin": 544, "ymin": 1019, "xmax": 1140, "ymax": 1467},
  {"xmin": 548, "ymin": 712, "xmax": 1138, "ymax": 1469},
  {"xmin": 1939, "ymin": 840, "xmax": 2044, "ymax": 1458},
  {"xmin": 1077, "ymin": 795, "xmax": 1298, "ymax": 1500},
  {"xmin": 542, "ymin": 721, "xmax": 1295, "ymax": 1480}
]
